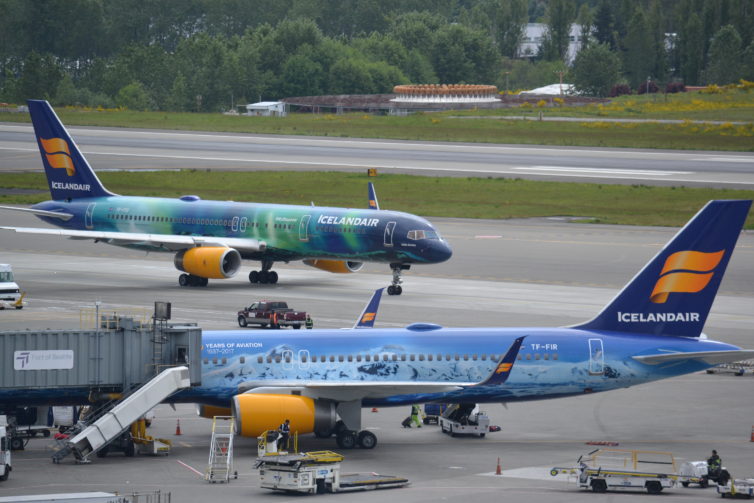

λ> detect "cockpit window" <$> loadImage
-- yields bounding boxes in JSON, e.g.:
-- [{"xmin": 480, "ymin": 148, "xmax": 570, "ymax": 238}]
[{"xmin": 407, "ymin": 229, "xmax": 440, "ymax": 240}]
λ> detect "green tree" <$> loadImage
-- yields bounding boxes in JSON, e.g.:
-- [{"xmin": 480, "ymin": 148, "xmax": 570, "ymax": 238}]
[
  {"xmin": 279, "ymin": 52, "xmax": 325, "ymax": 97},
  {"xmin": 14, "ymin": 51, "xmax": 63, "ymax": 101},
  {"xmin": 704, "ymin": 24, "xmax": 743, "ymax": 84},
  {"xmin": 115, "ymin": 81, "xmax": 152, "ymax": 110},
  {"xmin": 571, "ymin": 43, "xmax": 621, "ymax": 97},
  {"xmin": 679, "ymin": 12, "xmax": 705, "ymax": 85},
  {"xmin": 540, "ymin": 0, "xmax": 576, "ymax": 62},
  {"xmin": 593, "ymin": 0, "xmax": 616, "ymax": 49},
  {"xmin": 328, "ymin": 58, "xmax": 375, "ymax": 94},
  {"xmin": 430, "ymin": 23, "xmax": 498, "ymax": 83},
  {"xmin": 576, "ymin": 3, "xmax": 593, "ymax": 51},
  {"xmin": 622, "ymin": 7, "xmax": 653, "ymax": 89},
  {"xmin": 743, "ymin": 40, "xmax": 754, "ymax": 80},
  {"xmin": 496, "ymin": 0, "xmax": 528, "ymax": 58}
]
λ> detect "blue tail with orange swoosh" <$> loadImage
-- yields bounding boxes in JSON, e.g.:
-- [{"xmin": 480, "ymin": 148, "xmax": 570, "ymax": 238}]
[
  {"xmin": 28, "ymin": 99, "xmax": 114, "ymax": 200},
  {"xmin": 575, "ymin": 200, "xmax": 751, "ymax": 337}
]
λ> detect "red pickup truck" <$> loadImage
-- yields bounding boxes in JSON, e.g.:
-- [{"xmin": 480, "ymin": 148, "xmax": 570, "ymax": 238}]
[{"xmin": 237, "ymin": 301, "xmax": 307, "ymax": 329}]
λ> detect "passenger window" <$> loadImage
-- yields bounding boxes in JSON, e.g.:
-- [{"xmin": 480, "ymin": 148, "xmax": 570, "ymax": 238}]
[
  {"xmin": 534, "ymin": 353, "xmax": 540, "ymax": 360},
  {"xmin": 427, "ymin": 355, "xmax": 433, "ymax": 361},
  {"xmin": 454, "ymin": 354, "xmax": 460, "ymax": 361},
  {"xmin": 310, "ymin": 355, "xmax": 317, "ymax": 362},
  {"xmin": 347, "ymin": 355, "xmax": 353, "ymax": 362},
  {"xmin": 472, "ymin": 354, "xmax": 478, "ymax": 361},
  {"xmin": 240, "ymin": 357, "xmax": 245, "ymax": 364},
  {"xmin": 266, "ymin": 356, "xmax": 272, "ymax": 363},
  {"xmin": 301, "ymin": 355, "xmax": 308, "ymax": 363},
  {"xmin": 212, "ymin": 358, "xmax": 218, "ymax": 364},
  {"xmin": 543, "ymin": 354, "xmax": 549, "ymax": 360},
  {"xmin": 553, "ymin": 354, "xmax": 559, "ymax": 360},
  {"xmin": 203, "ymin": 358, "xmax": 208, "ymax": 364},
  {"xmin": 320, "ymin": 355, "xmax": 326, "ymax": 363},
  {"xmin": 463, "ymin": 354, "xmax": 469, "ymax": 361},
  {"xmin": 338, "ymin": 355, "xmax": 344, "ymax": 362},
  {"xmin": 419, "ymin": 354, "xmax": 425, "ymax": 361},
  {"xmin": 481, "ymin": 354, "xmax": 487, "ymax": 361},
  {"xmin": 275, "ymin": 355, "xmax": 281, "ymax": 363},
  {"xmin": 356, "ymin": 355, "xmax": 362, "ymax": 362},
  {"xmin": 383, "ymin": 355, "xmax": 388, "ymax": 362},
  {"xmin": 329, "ymin": 355, "xmax": 335, "ymax": 362},
  {"xmin": 525, "ymin": 354, "xmax": 531, "ymax": 360},
  {"xmin": 392, "ymin": 355, "xmax": 397, "ymax": 361},
  {"xmin": 446, "ymin": 354, "xmax": 451, "ymax": 361},
  {"xmin": 365, "ymin": 355, "xmax": 371, "ymax": 362},
  {"xmin": 410, "ymin": 355, "xmax": 415, "ymax": 361},
  {"xmin": 400, "ymin": 354, "xmax": 406, "ymax": 361}
]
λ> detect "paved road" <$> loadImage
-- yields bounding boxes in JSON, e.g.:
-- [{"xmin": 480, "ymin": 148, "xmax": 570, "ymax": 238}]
[
  {"xmin": 1, "ymin": 213, "xmax": 753, "ymax": 502},
  {"xmin": 2, "ymin": 123, "xmax": 753, "ymax": 188}
]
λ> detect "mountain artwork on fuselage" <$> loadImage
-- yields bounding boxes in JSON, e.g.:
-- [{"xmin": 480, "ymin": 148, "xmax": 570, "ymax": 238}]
[{"xmin": 0, "ymin": 100, "xmax": 452, "ymax": 295}]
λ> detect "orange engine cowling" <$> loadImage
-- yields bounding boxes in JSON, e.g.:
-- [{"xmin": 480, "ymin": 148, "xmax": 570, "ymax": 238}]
[
  {"xmin": 303, "ymin": 259, "xmax": 363, "ymax": 274},
  {"xmin": 196, "ymin": 404, "xmax": 232, "ymax": 419},
  {"xmin": 174, "ymin": 246, "xmax": 241, "ymax": 279},
  {"xmin": 231, "ymin": 394, "xmax": 336, "ymax": 438}
]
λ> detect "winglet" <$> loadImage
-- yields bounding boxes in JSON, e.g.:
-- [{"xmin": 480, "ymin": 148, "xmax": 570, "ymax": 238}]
[
  {"xmin": 353, "ymin": 288, "xmax": 384, "ymax": 329},
  {"xmin": 475, "ymin": 336, "xmax": 525, "ymax": 386},
  {"xmin": 368, "ymin": 182, "xmax": 379, "ymax": 210}
]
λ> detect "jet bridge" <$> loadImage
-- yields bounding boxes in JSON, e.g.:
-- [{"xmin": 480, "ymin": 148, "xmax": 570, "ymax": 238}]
[{"xmin": 0, "ymin": 312, "xmax": 202, "ymax": 461}]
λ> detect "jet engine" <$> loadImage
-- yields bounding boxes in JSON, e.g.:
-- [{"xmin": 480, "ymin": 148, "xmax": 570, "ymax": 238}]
[
  {"xmin": 196, "ymin": 404, "xmax": 232, "ymax": 419},
  {"xmin": 174, "ymin": 246, "xmax": 241, "ymax": 279},
  {"xmin": 231, "ymin": 394, "xmax": 336, "ymax": 438},
  {"xmin": 303, "ymin": 259, "xmax": 363, "ymax": 274}
]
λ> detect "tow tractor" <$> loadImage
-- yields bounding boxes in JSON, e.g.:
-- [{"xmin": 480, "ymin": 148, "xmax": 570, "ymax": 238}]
[
  {"xmin": 439, "ymin": 403, "xmax": 500, "ymax": 437},
  {"xmin": 551, "ymin": 448, "xmax": 678, "ymax": 494},
  {"xmin": 254, "ymin": 432, "xmax": 408, "ymax": 494}
]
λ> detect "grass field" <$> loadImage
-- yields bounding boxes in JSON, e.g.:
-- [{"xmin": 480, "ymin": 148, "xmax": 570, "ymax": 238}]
[
  {"xmin": 2, "ymin": 171, "xmax": 753, "ymax": 229},
  {"xmin": 1, "ymin": 88, "xmax": 752, "ymax": 151}
]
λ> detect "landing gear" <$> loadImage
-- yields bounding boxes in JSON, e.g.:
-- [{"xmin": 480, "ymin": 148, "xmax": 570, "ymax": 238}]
[
  {"xmin": 178, "ymin": 273, "xmax": 208, "ymax": 287},
  {"xmin": 249, "ymin": 261, "xmax": 278, "ymax": 284},
  {"xmin": 334, "ymin": 428, "xmax": 377, "ymax": 449},
  {"xmin": 388, "ymin": 263, "xmax": 410, "ymax": 295}
]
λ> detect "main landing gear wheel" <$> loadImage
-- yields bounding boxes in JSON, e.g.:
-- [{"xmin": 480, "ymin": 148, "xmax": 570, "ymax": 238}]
[
  {"xmin": 336, "ymin": 430, "xmax": 357, "ymax": 449},
  {"xmin": 357, "ymin": 430, "xmax": 377, "ymax": 449},
  {"xmin": 388, "ymin": 263, "xmax": 410, "ymax": 295},
  {"xmin": 179, "ymin": 273, "xmax": 208, "ymax": 287},
  {"xmin": 249, "ymin": 261, "xmax": 278, "ymax": 284}
]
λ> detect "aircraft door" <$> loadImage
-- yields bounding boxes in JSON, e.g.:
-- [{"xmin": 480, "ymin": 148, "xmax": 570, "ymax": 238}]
[
  {"xmin": 384, "ymin": 221, "xmax": 396, "ymax": 247},
  {"xmin": 299, "ymin": 215, "xmax": 311, "ymax": 241},
  {"xmin": 298, "ymin": 350, "xmax": 310, "ymax": 370},
  {"xmin": 588, "ymin": 338, "xmax": 604, "ymax": 375},
  {"xmin": 85, "ymin": 203, "xmax": 95, "ymax": 229}
]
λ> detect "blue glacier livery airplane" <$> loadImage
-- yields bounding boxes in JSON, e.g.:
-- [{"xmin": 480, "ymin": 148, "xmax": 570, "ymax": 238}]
[
  {"xmin": 0, "ymin": 100, "xmax": 451, "ymax": 294},
  {"xmin": 179, "ymin": 199, "xmax": 752, "ymax": 449}
]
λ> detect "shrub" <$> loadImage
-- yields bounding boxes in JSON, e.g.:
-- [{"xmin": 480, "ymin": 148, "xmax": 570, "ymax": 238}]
[
  {"xmin": 665, "ymin": 82, "xmax": 686, "ymax": 93},
  {"xmin": 637, "ymin": 81, "xmax": 659, "ymax": 94},
  {"xmin": 609, "ymin": 84, "xmax": 632, "ymax": 97}
]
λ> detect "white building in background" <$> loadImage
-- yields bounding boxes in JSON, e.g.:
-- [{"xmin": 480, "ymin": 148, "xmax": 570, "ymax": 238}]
[
  {"xmin": 518, "ymin": 23, "xmax": 584, "ymax": 63},
  {"xmin": 245, "ymin": 101, "xmax": 287, "ymax": 117}
]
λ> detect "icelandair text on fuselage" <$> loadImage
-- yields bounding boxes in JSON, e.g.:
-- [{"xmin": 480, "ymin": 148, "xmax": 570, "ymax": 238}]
[
  {"xmin": 317, "ymin": 215, "xmax": 379, "ymax": 226},
  {"xmin": 618, "ymin": 312, "xmax": 700, "ymax": 323},
  {"xmin": 52, "ymin": 181, "xmax": 90, "ymax": 191}
]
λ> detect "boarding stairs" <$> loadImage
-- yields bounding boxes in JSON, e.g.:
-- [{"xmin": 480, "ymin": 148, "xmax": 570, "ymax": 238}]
[
  {"xmin": 205, "ymin": 415, "xmax": 236, "ymax": 483},
  {"xmin": 52, "ymin": 366, "xmax": 190, "ymax": 463}
]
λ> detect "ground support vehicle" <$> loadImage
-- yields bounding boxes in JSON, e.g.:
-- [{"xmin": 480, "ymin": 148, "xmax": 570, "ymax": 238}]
[
  {"xmin": 423, "ymin": 403, "xmax": 449, "ymax": 425},
  {"xmin": 718, "ymin": 479, "xmax": 754, "ymax": 498},
  {"xmin": 0, "ymin": 416, "xmax": 10, "ymax": 481},
  {"xmin": 551, "ymin": 449, "xmax": 678, "ymax": 494},
  {"xmin": 237, "ymin": 301, "xmax": 307, "ymax": 329},
  {"xmin": 255, "ymin": 451, "xmax": 408, "ymax": 494},
  {"xmin": 0, "ymin": 264, "xmax": 23, "ymax": 309},
  {"xmin": 680, "ymin": 461, "xmax": 710, "ymax": 487},
  {"xmin": 439, "ymin": 403, "xmax": 498, "ymax": 437}
]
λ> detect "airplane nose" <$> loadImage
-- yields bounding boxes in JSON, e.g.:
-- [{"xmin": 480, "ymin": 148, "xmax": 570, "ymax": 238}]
[{"xmin": 430, "ymin": 240, "xmax": 453, "ymax": 263}]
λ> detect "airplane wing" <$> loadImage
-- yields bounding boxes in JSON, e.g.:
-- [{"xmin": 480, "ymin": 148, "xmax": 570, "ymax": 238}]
[
  {"xmin": 237, "ymin": 337, "xmax": 526, "ymax": 401},
  {"xmin": 0, "ymin": 226, "xmax": 266, "ymax": 253},
  {"xmin": 0, "ymin": 205, "xmax": 73, "ymax": 221},
  {"xmin": 632, "ymin": 349, "xmax": 754, "ymax": 365}
]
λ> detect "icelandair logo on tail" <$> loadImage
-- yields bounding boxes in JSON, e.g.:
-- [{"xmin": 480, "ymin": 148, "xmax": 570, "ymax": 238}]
[
  {"xmin": 617, "ymin": 249, "xmax": 725, "ymax": 324},
  {"xmin": 650, "ymin": 249, "xmax": 725, "ymax": 303},
  {"xmin": 41, "ymin": 137, "xmax": 91, "ymax": 192},
  {"xmin": 494, "ymin": 362, "xmax": 513, "ymax": 374},
  {"xmin": 40, "ymin": 137, "xmax": 75, "ymax": 176},
  {"xmin": 360, "ymin": 312, "xmax": 376, "ymax": 323}
]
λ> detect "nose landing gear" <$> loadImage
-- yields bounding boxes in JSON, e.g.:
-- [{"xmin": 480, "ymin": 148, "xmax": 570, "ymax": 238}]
[{"xmin": 388, "ymin": 263, "xmax": 410, "ymax": 295}]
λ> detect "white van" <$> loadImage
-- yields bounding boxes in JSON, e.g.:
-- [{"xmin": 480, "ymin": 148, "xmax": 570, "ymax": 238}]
[{"xmin": 0, "ymin": 264, "xmax": 23, "ymax": 309}]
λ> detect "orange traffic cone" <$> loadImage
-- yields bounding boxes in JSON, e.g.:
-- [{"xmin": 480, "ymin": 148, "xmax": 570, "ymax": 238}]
[
  {"xmin": 495, "ymin": 457, "xmax": 502, "ymax": 475},
  {"xmin": 175, "ymin": 419, "xmax": 182, "ymax": 436},
  {"xmin": 371, "ymin": 407, "xmax": 379, "ymax": 413}
]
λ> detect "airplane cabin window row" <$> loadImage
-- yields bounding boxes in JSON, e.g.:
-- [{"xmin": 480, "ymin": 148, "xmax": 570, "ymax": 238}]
[{"xmin": 202, "ymin": 353, "xmax": 557, "ymax": 365}]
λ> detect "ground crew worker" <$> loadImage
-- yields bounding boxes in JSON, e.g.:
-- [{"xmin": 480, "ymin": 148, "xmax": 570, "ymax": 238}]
[
  {"xmin": 277, "ymin": 419, "xmax": 290, "ymax": 451},
  {"xmin": 271, "ymin": 310, "xmax": 279, "ymax": 329},
  {"xmin": 305, "ymin": 314, "xmax": 313, "ymax": 329},
  {"xmin": 708, "ymin": 449, "xmax": 721, "ymax": 477},
  {"xmin": 410, "ymin": 404, "xmax": 422, "ymax": 428}
]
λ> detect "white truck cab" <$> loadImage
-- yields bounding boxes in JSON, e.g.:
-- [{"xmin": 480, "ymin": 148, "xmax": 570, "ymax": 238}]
[{"xmin": 0, "ymin": 264, "xmax": 23, "ymax": 309}]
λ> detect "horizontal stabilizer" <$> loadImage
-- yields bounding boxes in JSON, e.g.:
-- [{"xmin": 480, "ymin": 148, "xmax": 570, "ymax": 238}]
[
  {"xmin": 0, "ymin": 205, "xmax": 73, "ymax": 221},
  {"xmin": 633, "ymin": 350, "xmax": 754, "ymax": 366}
]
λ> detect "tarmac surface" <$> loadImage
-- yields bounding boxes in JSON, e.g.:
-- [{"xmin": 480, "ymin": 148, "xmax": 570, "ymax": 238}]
[{"xmin": 0, "ymin": 212, "xmax": 753, "ymax": 501}]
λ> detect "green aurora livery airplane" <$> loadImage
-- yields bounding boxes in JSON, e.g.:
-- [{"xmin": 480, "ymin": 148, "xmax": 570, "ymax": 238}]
[{"xmin": 0, "ymin": 100, "xmax": 452, "ymax": 294}]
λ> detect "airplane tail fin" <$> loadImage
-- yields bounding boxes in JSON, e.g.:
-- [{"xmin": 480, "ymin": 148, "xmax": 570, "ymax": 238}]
[
  {"xmin": 574, "ymin": 200, "xmax": 751, "ymax": 337},
  {"xmin": 28, "ymin": 100, "xmax": 114, "ymax": 200},
  {"xmin": 368, "ymin": 182, "xmax": 379, "ymax": 210},
  {"xmin": 353, "ymin": 288, "xmax": 384, "ymax": 329}
]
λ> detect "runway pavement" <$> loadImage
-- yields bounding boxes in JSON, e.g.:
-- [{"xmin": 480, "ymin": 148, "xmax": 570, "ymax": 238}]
[
  {"xmin": 2, "ymin": 123, "xmax": 754, "ymax": 188},
  {"xmin": 0, "ymin": 211, "xmax": 753, "ymax": 502}
]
